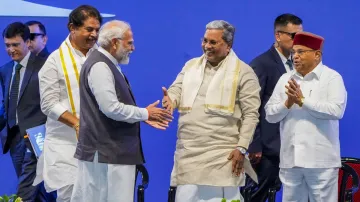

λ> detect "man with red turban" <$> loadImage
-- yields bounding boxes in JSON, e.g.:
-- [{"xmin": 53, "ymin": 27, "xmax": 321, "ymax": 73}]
[{"xmin": 264, "ymin": 31, "xmax": 347, "ymax": 201}]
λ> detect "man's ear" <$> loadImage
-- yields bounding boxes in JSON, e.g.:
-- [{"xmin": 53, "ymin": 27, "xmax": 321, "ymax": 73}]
[
  {"xmin": 25, "ymin": 39, "xmax": 30, "ymax": 48},
  {"xmin": 42, "ymin": 35, "xmax": 48, "ymax": 45},
  {"xmin": 68, "ymin": 23, "xmax": 76, "ymax": 34},
  {"xmin": 315, "ymin": 50, "xmax": 322, "ymax": 60}
]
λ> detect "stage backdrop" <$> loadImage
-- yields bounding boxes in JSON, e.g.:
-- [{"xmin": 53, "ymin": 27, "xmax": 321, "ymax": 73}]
[{"xmin": 0, "ymin": 0, "xmax": 359, "ymax": 201}]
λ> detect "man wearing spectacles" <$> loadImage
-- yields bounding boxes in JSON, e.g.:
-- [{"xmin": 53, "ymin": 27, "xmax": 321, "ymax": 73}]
[
  {"xmin": 25, "ymin": 21, "xmax": 49, "ymax": 58},
  {"xmin": 265, "ymin": 31, "xmax": 347, "ymax": 202},
  {"xmin": 163, "ymin": 20, "xmax": 260, "ymax": 202},
  {"xmin": 247, "ymin": 13, "xmax": 303, "ymax": 202}
]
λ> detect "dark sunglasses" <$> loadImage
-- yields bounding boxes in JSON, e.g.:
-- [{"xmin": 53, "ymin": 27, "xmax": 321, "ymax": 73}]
[
  {"xmin": 277, "ymin": 30, "xmax": 296, "ymax": 40},
  {"xmin": 30, "ymin": 33, "xmax": 45, "ymax": 40}
]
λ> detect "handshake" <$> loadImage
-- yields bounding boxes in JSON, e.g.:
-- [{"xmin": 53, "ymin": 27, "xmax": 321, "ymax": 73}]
[{"xmin": 144, "ymin": 87, "xmax": 174, "ymax": 130}]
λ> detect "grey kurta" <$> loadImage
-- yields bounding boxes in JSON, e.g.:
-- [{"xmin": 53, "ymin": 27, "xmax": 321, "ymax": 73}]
[{"xmin": 168, "ymin": 60, "xmax": 261, "ymax": 186}]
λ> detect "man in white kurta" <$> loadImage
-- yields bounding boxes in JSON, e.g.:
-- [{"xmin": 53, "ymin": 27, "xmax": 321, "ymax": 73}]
[
  {"xmin": 35, "ymin": 5, "xmax": 102, "ymax": 202},
  {"xmin": 163, "ymin": 20, "xmax": 260, "ymax": 202},
  {"xmin": 265, "ymin": 31, "xmax": 347, "ymax": 202}
]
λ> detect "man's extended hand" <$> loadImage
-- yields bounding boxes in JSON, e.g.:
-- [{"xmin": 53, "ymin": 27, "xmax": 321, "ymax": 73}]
[
  {"xmin": 228, "ymin": 149, "xmax": 245, "ymax": 177},
  {"xmin": 146, "ymin": 100, "xmax": 173, "ymax": 130},
  {"xmin": 145, "ymin": 120, "xmax": 169, "ymax": 130},
  {"xmin": 249, "ymin": 152, "xmax": 262, "ymax": 165},
  {"xmin": 162, "ymin": 87, "xmax": 174, "ymax": 114}
]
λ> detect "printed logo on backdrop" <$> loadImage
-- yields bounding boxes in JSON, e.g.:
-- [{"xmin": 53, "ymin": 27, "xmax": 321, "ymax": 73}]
[{"xmin": 0, "ymin": 0, "xmax": 115, "ymax": 17}]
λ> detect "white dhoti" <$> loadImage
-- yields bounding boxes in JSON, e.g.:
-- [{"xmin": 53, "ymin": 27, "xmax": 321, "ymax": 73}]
[
  {"xmin": 175, "ymin": 185, "xmax": 244, "ymax": 202},
  {"xmin": 70, "ymin": 152, "xmax": 136, "ymax": 202},
  {"xmin": 279, "ymin": 167, "xmax": 339, "ymax": 202}
]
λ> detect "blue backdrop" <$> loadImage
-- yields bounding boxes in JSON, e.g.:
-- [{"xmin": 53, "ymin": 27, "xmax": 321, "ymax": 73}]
[{"xmin": 0, "ymin": 0, "xmax": 359, "ymax": 201}]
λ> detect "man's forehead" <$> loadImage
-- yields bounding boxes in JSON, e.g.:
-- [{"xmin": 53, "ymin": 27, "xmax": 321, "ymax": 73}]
[
  {"xmin": 4, "ymin": 35, "xmax": 23, "ymax": 43},
  {"xmin": 280, "ymin": 23, "xmax": 303, "ymax": 32},
  {"xmin": 204, "ymin": 29, "xmax": 224, "ymax": 39},
  {"xmin": 122, "ymin": 29, "xmax": 133, "ymax": 40},
  {"xmin": 84, "ymin": 17, "xmax": 100, "ymax": 29},
  {"xmin": 293, "ymin": 44, "xmax": 311, "ymax": 50}
]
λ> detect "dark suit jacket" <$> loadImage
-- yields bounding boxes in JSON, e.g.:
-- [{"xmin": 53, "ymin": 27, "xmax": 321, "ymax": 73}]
[
  {"xmin": 37, "ymin": 47, "xmax": 50, "ymax": 59},
  {"xmin": 0, "ymin": 53, "xmax": 47, "ymax": 153},
  {"xmin": 248, "ymin": 45, "xmax": 287, "ymax": 156}
]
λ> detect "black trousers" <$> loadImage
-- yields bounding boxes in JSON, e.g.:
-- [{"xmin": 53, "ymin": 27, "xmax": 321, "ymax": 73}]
[
  {"xmin": 250, "ymin": 154, "xmax": 281, "ymax": 202},
  {"xmin": 9, "ymin": 126, "xmax": 56, "ymax": 202}
]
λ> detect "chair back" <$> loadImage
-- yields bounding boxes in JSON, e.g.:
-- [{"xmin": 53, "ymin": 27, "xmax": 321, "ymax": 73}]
[
  {"xmin": 339, "ymin": 158, "xmax": 360, "ymax": 202},
  {"xmin": 136, "ymin": 165, "xmax": 149, "ymax": 202}
]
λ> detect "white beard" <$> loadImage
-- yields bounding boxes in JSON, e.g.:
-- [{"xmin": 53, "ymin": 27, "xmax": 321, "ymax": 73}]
[
  {"xmin": 116, "ymin": 43, "xmax": 130, "ymax": 65},
  {"xmin": 119, "ymin": 55, "xmax": 130, "ymax": 64}
]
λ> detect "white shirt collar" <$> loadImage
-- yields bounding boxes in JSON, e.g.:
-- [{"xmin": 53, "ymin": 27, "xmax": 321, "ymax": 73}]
[
  {"xmin": 309, "ymin": 61, "xmax": 324, "ymax": 79},
  {"xmin": 14, "ymin": 51, "xmax": 31, "ymax": 68},
  {"xmin": 293, "ymin": 61, "xmax": 324, "ymax": 80},
  {"xmin": 275, "ymin": 46, "xmax": 291, "ymax": 63},
  {"xmin": 98, "ymin": 47, "xmax": 119, "ymax": 67}
]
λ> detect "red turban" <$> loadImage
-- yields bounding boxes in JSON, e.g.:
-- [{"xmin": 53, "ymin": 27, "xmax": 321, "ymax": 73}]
[{"xmin": 293, "ymin": 31, "xmax": 324, "ymax": 50}]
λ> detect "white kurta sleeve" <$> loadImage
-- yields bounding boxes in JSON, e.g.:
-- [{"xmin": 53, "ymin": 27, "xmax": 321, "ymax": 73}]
[
  {"xmin": 38, "ymin": 53, "xmax": 68, "ymax": 120},
  {"xmin": 265, "ymin": 75, "xmax": 290, "ymax": 123},
  {"xmin": 237, "ymin": 65, "xmax": 261, "ymax": 149},
  {"xmin": 167, "ymin": 69, "xmax": 185, "ymax": 108},
  {"xmin": 88, "ymin": 62, "xmax": 148, "ymax": 123}
]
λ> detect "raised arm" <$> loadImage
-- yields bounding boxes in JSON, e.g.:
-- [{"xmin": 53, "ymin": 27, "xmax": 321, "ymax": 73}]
[{"xmin": 265, "ymin": 75, "xmax": 291, "ymax": 123}]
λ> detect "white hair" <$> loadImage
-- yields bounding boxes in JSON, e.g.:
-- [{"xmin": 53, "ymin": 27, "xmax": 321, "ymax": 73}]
[
  {"xmin": 97, "ymin": 20, "xmax": 131, "ymax": 48},
  {"xmin": 206, "ymin": 20, "xmax": 235, "ymax": 47}
]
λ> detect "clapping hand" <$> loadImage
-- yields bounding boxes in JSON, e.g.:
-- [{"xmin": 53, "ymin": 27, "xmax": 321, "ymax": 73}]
[
  {"xmin": 285, "ymin": 78, "xmax": 304, "ymax": 106},
  {"xmin": 285, "ymin": 78, "xmax": 304, "ymax": 108}
]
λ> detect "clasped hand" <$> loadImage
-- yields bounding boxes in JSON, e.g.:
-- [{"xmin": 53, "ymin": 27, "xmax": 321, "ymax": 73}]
[{"xmin": 285, "ymin": 78, "xmax": 304, "ymax": 108}]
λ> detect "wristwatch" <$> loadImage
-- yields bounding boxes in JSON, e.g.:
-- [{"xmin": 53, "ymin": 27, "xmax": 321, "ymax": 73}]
[
  {"xmin": 299, "ymin": 97, "xmax": 305, "ymax": 107},
  {"xmin": 237, "ymin": 147, "xmax": 247, "ymax": 155}
]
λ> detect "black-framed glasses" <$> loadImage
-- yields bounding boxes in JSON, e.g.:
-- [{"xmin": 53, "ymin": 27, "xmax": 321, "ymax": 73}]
[
  {"xmin": 201, "ymin": 38, "xmax": 220, "ymax": 46},
  {"xmin": 290, "ymin": 49, "xmax": 317, "ymax": 56},
  {"xmin": 30, "ymin": 33, "xmax": 45, "ymax": 40},
  {"xmin": 277, "ymin": 30, "xmax": 296, "ymax": 40}
]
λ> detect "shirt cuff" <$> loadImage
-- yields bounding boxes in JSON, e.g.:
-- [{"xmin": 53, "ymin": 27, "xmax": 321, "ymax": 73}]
[
  {"xmin": 280, "ymin": 102, "xmax": 291, "ymax": 112},
  {"xmin": 140, "ymin": 108, "xmax": 149, "ymax": 121},
  {"xmin": 168, "ymin": 94, "xmax": 178, "ymax": 108},
  {"xmin": 302, "ymin": 97, "xmax": 316, "ymax": 111},
  {"xmin": 48, "ymin": 103, "xmax": 68, "ymax": 121},
  {"xmin": 237, "ymin": 138, "xmax": 251, "ymax": 150}
]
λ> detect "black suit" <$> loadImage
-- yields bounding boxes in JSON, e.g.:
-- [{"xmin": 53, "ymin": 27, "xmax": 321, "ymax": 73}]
[
  {"xmin": 37, "ymin": 47, "xmax": 49, "ymax": 59},
  {"xmin": 0, "ymin": 53, "xmax": 51, "ymax": 201},
  {"xmin": 247, "ymin": 45, "xmax": 287, "ymax": 202}
]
